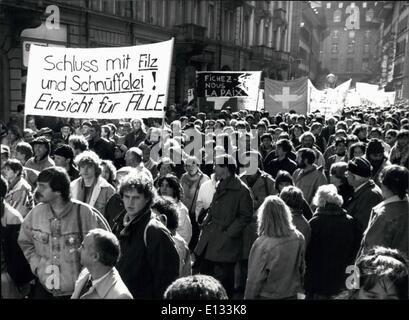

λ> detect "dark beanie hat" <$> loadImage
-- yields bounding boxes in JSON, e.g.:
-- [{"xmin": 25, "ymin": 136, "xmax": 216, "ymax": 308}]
[
  {"xmin": 347, "ymin": 157, "xmax": 372, "ymax": 178},
  {"xmin": 54, "ymin": 144, "xmax": 74, "ymax": 160},
  {"xmin": 366, "ymin": 138, "xmax": 385, "ymax": 156}
]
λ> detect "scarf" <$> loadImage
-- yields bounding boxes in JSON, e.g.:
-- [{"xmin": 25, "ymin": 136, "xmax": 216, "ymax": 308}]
[{"xmin": 120, "ymin": 203, "xmax": 151, "ymax": 236}]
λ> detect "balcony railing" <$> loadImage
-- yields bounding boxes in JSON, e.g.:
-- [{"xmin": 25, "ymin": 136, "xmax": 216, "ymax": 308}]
[
  {"xmin": 223, "ymin": 0, "xmax": 245, "ymax": 10},
  {"xmin": 272, "ymin": 50, "xmax": 291, "ymax": 63},
  {"xmin": 175, "ymin": 23, "xmax": 207, "ymax": 57},
  {"xmin": 251, "ymin": 45, "xmax": 274, "ymax": 60},
  {"xmin": 175, "ymin": 24, "xmax": 206, "ymax": 43}
]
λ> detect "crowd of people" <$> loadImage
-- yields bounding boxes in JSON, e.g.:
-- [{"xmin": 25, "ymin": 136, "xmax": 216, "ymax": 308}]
[{"xmin": 1, "ymin": 102, "xmax": 408, "ymax": 300}]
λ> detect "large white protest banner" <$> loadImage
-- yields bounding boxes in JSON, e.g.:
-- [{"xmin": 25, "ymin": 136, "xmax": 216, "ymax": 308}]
[
  {"xmin": 308, "ymin": 79, "xmax": 351, "ymax": 116},
  {"xmin": 356, "ymin": 82, "xmax": 379, "ymax": 95},
  {"xmin": 25, "ymin": 39, "xmax": 174, "ymax": 119},
  {"xmin": 352, "ymin": 82, "xmax": 396, "ymax": 109}
]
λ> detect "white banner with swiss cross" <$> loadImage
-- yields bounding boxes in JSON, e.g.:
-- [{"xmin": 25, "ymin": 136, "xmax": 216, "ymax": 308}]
[
  {"xmin": 264, "ymin": 77, "xmax": 308, "ymax": 115},
  {"xmin": 24, "ymin": 39, "xmax": 174, "ymax": 119}
]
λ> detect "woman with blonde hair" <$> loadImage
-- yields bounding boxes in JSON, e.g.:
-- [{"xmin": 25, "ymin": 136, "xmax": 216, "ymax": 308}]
[
  {"xmin": 245, "ymin": 196, "xmax": 305, "ymax": 299},
  {"xmin": 305, "ymin": 184, "xmax": 362, "ymax": 299}
]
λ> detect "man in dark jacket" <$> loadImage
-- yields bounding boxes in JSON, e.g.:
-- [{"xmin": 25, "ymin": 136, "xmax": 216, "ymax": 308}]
[
  {"xmin": 195, "ymin": 154, "xmax": 253, "ymax": 298},
  {"xmin": 357, "ymin": 165, "xmax": 409, "ymax": 259},
  {"xmin": 124, "ymin": 119, "xmax": 146, "ymax": 149},
  {"xmin": 265, "ymin": 139, "xmax": 297, "ymax": 178},
  {"xmin": 112, "ymin": 172, "xmax": 179, "ymax": 299},
  {"xmin": 53, "ymin": 144, "xmax": 79, "ymax": 182},
  {"xmin": 345, "ymin": 157, "xmax": 383, "ymax": 232},
  {"xmin": 88, "ymin": 122, "xmax": 114, "ymax": 161}
]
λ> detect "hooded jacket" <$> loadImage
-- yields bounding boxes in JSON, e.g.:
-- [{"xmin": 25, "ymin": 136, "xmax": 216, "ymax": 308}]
[{"xmin": 195, "ymin": 175, "xmax": 253, "ymax": 263}]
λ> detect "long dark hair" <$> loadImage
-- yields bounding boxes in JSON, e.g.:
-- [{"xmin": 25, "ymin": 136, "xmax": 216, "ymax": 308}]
[{"xmin": 157, "ymin": 174, "xmax": 183, "ymax": 201}]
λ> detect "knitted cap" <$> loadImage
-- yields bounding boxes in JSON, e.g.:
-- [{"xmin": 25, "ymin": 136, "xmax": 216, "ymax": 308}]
[
  {"xmin": 53, "ymin": 144, "xmax": 74, "ymax": 160},
  {"xmin": 366, "ymin": 138, "xmax": 385, "ymax": 155},
  {"xmin": 347, "ymin": 157, "xmax": 372, "ymax": 178}
]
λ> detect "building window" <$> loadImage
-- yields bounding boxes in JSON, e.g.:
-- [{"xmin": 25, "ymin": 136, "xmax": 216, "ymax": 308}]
[
  {"xmin": 332, "ymin": 30, "xmax": 339, "ymax": 40},
  {"xmin": 366, "ymin": 9, "xmax": 374, "ymax": 22},
  {"xmin": 164, "ymin": 1, "xmax": 170, "ymax": 26},
  {"xmin": 363, "ymin": 44, "xmax": 370, "ymax": 54},
  {"xmin": 136, "ymin": 0, "xmax": 144, "ymax": 21},
  {"xmin": 347, "ymin": 43, "xmax": 354, "ymax": 53},
  {"xmin": 90, "ymin": 0, "xmax": 102, "ymax": 11},
  {"xmin": 182, "ymin": 0, "xmax": 188, "ymax": 23},
  {"xmin": 362, "ymin": 58, "xmax": 369, "ymax": 71},
  {"xmin": 331, "ymin": 43, "xmax": 338, "ymax": 53},
  {"xmin": 102, "ymin": 0, "xmax": 115, "ymax": 14},
  {"xmin": 326, "ymin": 2, "xmax": 331, "ymax": 9},
  {"xmin": 151, "ymin": 0, "xmax": 158, "ymax": 25},
  {"xmin": 365, "ymin": 30, "xmax": 371, "ymax": 41},
  {"xmin": 346, "ymin": 58, "xmax": 354, "ymax": 72},
  {"xmin": 243, "ymin": 15, "xmax": 249, "ymax": 46},
  {"xmin": 331, "ymin": 58, "xmax": 338, "ymax": 72},
  {"xmin": 223, "ymin": 10, "xmax": 234, "ymax": 42},
  {"xmin": 207, "ymin": 3, "xmax": 215, "ymax": 39},
  {"xmin": 333, "ymin": 9, "xmax": 342, "ymax": 23},
  {"xmin": 299, "ymin": 47, "xmax": 308, "ymax": 60},
  {"xmin": 398, "ymin": 17, "xmax": 408, "ymax": 34},
  {"xmin": 121, "ymin": 1, "xmax": 132, "ymax": 18},
  {"xmin": 223, "ymin": 9, "xmax": 228, "ymax": 41},
  {"xmin": 396, "ymin": 39, "xmax": 407, "ymax": 56},
  {"xmin": 339, "ymin": 3, "xmax": 343, "ymax": 9},
  {"xmin": 254, "ymin": 20, "xmax": 260, "ymax": 45},
  {"xmin": 394, "ymin": 62, "xmax": 404, "ymax": 77},
  {"xmin": 363, "ymin": 2, "xmax": 367, "ymax": 8},
  {"xmin": 175, "ymin": 0, "xmax": 186, "ymax": 24},
  {"xmin": 144, "ymin": 0, "xmax": 152, "ymax": 23},
  {"xmin": 196, "ymin": 0, "xmax": 202, "ymax": 26},
  {"xmin": 348, "ymin": 30, "xmax": 355, "ymax": 39},
  {"xmin": 264, "ymin": 24, "xmax": 269, "ymax": 46},
  {"xmin": 159, "ymin": 0, "xmax": 165, "ymax": 26}
]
